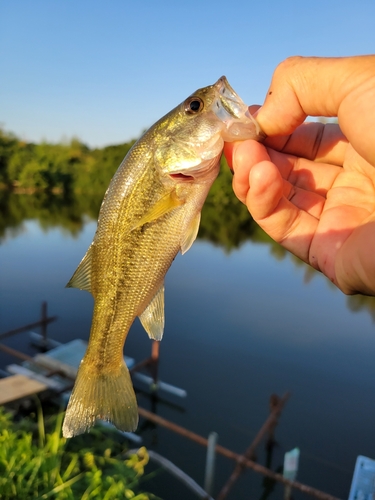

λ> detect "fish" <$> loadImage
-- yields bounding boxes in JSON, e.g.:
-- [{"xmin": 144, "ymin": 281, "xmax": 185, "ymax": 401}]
[{"xmin": 62, "ymin": 76, "xmax": 264, "ymax": 438}]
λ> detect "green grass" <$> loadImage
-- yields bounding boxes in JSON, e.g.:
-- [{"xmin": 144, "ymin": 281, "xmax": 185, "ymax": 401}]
[{"xmin": 0, "ymin": 404, "xmax": 159, "ymax": 499}]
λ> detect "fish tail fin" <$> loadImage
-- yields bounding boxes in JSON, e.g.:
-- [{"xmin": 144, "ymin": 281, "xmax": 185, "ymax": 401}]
[{"xmin": 62, "ymin": 358, "xmax": 138, "ymax": 438}]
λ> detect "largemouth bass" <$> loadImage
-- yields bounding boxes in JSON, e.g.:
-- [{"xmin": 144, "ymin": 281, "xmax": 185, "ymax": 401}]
[{"xmin": 62, "ymin": 76, "xmax": 263, "ymax": 438}]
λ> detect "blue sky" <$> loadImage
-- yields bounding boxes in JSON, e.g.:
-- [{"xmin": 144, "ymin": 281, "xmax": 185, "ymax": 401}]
[{"xmin": 1, "ymin": 1, "xmax": 374, "ymax": 148}]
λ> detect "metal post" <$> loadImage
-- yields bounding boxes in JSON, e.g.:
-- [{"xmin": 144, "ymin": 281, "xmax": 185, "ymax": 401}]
[
  {"xmin": 150, "ymin": 340, "xmax": 160, "ymax": 385},
  {"xmin": 137, "ymin": 406, "xmax": 342, "ymax": 500},
  {"xmin": 204, "ymin": 432, "xmax": 218, "ymax": 496},
  {"xmin": 217, "ymin": 392, "xmax": 290, "ymax": 500},
  {"xmin": 41, "ymin": 301, "xmax": 47, "ymax": 349},
  {"xmin": 138, "ymin": 406, "xmax": 339, "ymax": 500}
]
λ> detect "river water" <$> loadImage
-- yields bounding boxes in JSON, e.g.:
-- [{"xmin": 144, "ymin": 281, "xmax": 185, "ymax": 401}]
[{"xmin": 1, "ymin": 195, "xmax": 375, "ymax": 499}]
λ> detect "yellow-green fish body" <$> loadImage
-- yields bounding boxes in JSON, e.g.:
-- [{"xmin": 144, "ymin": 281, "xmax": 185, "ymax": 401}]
[{"xmin": 62, "ymin": 77, "xmax": 263, "ymax": 438}]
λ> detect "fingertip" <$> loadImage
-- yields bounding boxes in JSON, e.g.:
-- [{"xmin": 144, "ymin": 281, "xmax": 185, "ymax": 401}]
[
  {"xmin": 231, "ymin": 140, "xmax": 271, "ymax": 204},
  {"xmin": 233, "ymin": 139, "xmax": 269, "ymax": 170},
  {"xmin": 223, "ymin": 142, "xmax": 235, "ymax": 170},
  {"xmin": 246, "ymin": 159, "xmax": 284, "ymax": 221},
  {"xmin": 255, "ymin": 105, "xmax": 281, "ymax": 137},
  {"xmin": 248, "ymin": 104, "xmax": 261, "ymax": 116},
  {"xmin": 224, "ymin": 140, "xmax": 256, "ymax": 173},
  {"xmin": 249, "ymin": 159, "xmax": 281, "ymax": 196},
  {"xmin": 256, "ymin": 70, "xmax": 306, "ymax": 137}
]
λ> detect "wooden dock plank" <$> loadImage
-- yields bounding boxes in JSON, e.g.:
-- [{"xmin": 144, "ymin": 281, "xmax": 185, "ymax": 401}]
[{"xmin": 0, "ymin": 374, "xmax": 47, "ymax": 404}]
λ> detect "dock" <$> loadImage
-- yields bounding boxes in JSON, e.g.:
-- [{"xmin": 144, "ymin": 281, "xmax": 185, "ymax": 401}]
[
  {"xmin": 0, "ymin": 302, "xmax": 345, "ymax": 500},
  {"xmin": 0, "ymin": 374, "xmax": 47, "ymax": 405}
]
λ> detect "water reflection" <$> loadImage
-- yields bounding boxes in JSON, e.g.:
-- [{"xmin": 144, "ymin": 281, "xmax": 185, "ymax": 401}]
[
  {"xmin": 2, "ymin": 190, "xmax": 375, "ymax": 323},
  {"xmin": 0, "ymin": 190, "xmax": 98, "ymax": 240},
  {"xmin": 1, "ymin": 191, "xmax": 375, "ymax": 498}
]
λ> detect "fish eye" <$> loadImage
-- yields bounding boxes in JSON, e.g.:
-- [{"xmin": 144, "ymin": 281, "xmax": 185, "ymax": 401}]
[{"xmin": 185, "ymin": 97, "xmax": 204, "ymax": 114}]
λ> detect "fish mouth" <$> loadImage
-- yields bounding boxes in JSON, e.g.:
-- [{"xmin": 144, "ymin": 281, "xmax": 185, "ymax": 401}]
[
  {"xmin": 168, "ymin": 153, "xmax": 222, "ymax": 183},
  {"xmin": 214, "ymin": 76, "xmax": 248, "ymax": 120},
  {"xmin": 213, "ymin": 76, "xmax": 263, "ymax": 140},
  {"xmin": 169, "ymin": 173, "xmax": 194, "ymax": 181}
]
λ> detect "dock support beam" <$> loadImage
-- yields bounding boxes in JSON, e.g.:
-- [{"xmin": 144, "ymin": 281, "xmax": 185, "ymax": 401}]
[{"xmin": 204, "ymin": 431, "xmax": 218, "ymax": 496}]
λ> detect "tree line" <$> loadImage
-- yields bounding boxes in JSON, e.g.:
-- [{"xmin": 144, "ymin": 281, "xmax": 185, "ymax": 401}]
[
  {"xmin": 0, "ymin": 128, "xmax": 135, "ymax": 195},
  {"xmin": 0, "ymin": 128, "xmax": 269, "ymax": 250}
]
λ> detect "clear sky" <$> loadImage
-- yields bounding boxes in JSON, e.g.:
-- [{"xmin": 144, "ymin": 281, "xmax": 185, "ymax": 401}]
[{"xmin": 1, "ymin": 0, "xmax": 374, "ymax": 148}]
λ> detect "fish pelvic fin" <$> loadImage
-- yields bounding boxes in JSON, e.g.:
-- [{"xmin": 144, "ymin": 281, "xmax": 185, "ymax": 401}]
[
  {"xmin": 66, "ymin": 243, "xmax": 93, "ymax": 292},
  {"xmin": 180, "ymin": 212, "xmax": 201, "ymax": 255},
  {"xmin": 62, "ymin": 358, "xmax": 138, "ymax": 438},
  {"xmin": 139, "ymin": 284, "xmax": 165, "ymax": 341}
]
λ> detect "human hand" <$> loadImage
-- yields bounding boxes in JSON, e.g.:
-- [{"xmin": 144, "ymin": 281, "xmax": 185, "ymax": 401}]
[{"xmin": 224, "ymin": 56, "xmax": 375, "ymax": 295}]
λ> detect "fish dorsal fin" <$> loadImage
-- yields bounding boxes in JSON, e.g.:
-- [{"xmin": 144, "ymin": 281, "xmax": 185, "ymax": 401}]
[
  {"xmin": 131, "ymin": 190, "xmax": 183, "ymax": 231},
  {"xmin": 180, "ymin": 212, "xmax": 201, "ymax": 255},
  {"xmin": 139, "ymin": 285, "xmax": 165, "ymax": 341},
  {"xmin": 66, "ymin": 243, "xmax": 93, "ymax": 292}
]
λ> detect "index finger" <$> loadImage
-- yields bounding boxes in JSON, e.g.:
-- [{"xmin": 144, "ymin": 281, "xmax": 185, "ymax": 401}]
[
  {"xmin": 224, "ymin": 120, "xmax": 347, "ymax": 173},
  {"xmin": 264, "ymin": 121, "xmax": 348, "ymax": 166}
]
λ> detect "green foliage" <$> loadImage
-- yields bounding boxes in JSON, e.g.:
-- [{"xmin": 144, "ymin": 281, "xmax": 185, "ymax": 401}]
[
  {"xmin": 346, "ymin": 293, "xmax": 375, "ymax": 322},
  {"xmin": 82, "ymin": 141, "xmax": 136, "ymax": 195},
  {"xmin": 0, "ymin": 129, "xmax": 138, "ymax": 199},
  {"xmin": 0, "ymin": 406, "xmax": 157, "ymax": 500},
  {"xmin": 7, "ymin": 143, "xmax": 36, "ymax": 182},
  {"xmin": 0, "ymin": 127, "xmax": 263, "ymax": 250},
  {"xmin": 0, "ymin": 129, "xmax": 20, "ymax": 185}
]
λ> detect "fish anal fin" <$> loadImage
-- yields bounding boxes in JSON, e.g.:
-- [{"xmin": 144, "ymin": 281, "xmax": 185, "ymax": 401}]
[
  {"xmin": 62, "ymin": 358, "xmax": 138, "ymax": 438},
  {"xmin": 139, "ymin": 285, "xmax": 165, "ymax": 341},
  {"xmin": 180, "ymin": 212, "xmax": 201, "ymax": 255},
  {"xmin": 131, "ymin": 190, "xmax": 183, "ymax": 231},
  {"xmin": 66, "ymin": 244, "xmax": 93, "ymax": 292}
]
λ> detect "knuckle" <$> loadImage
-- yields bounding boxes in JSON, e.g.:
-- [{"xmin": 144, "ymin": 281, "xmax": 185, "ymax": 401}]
[{"xmin": 275, "ymin": 56, "xmax": 303, "ymax": 76}]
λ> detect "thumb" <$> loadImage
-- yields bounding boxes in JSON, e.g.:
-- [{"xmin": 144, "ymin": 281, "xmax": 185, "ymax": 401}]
[{"xmin": 256, "ymin": 55, "xmax": 375, "ymax": 166}]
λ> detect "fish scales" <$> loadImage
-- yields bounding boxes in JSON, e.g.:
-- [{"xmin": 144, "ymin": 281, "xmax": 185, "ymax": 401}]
[
  {"xmin": 62, "ymin": 76, "xmax": 264, "ymax": 437},
  {"xmin": 88, "ymin": 159, "xmax": 188, "ymax": 366}
]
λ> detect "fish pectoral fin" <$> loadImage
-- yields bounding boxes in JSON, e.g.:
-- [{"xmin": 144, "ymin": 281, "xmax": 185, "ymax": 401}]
[
  {"xmin": 139, "ymin": 285, "xmax": 165, "ymax": 341},
  {"xmin": 131, "ymin": 190, "xmax": 184, "ymax": 231},
  {"xmin": 180, "ymin": 212, "xmax": 201, "ymax": 255},
  {"xmin": 66, "ymin": 243, "xmax": 93, "ymax": 292}
]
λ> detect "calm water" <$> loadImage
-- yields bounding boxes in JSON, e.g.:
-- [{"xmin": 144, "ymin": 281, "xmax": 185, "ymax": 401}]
[{"xmin": 1, "ymin": 201, "xmax": 375, "ymax": 499}]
